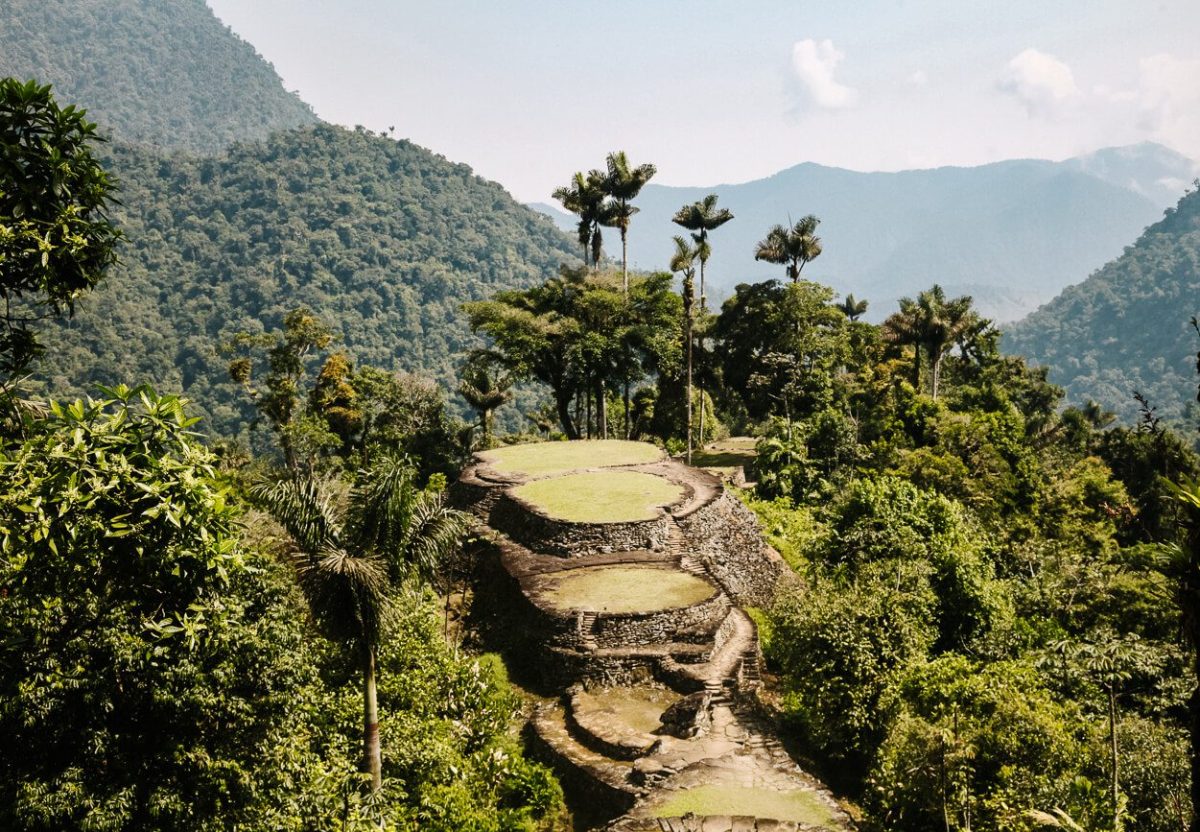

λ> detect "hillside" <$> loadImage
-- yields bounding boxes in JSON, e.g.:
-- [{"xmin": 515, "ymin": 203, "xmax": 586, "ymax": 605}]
[
  {"xmin": 0, "ymin": 0, "xmax": 316, "ymax": 152},
  {"xmin": 1005, "ymin": 186, "xmax": 1200, "ymax": 423},
  {"xmin": 584, "ymin": 145, "xmax": 1196, "ymax": 322},
  {"xmin": 39, "ymin": 125, "xmax": 578, "ymax": 438}
]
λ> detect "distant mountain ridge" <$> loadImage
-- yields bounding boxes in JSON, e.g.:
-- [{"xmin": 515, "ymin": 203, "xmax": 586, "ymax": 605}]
[
  {"xmin": 0, "ymin": 0, "xmax": 317, "ymax": 153},
  {"xmin": 1005, "ymin": 186, "xmax": 1200, "ymax": 425},
  {"xmin": 531, "ymin": 144, "xmax": 1197, "ymax": 322}
]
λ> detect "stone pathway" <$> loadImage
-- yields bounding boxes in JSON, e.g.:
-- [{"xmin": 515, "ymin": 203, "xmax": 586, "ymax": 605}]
[{"xmin": 453, "ymin": 443, "xmax": 852, "ymax": 832}]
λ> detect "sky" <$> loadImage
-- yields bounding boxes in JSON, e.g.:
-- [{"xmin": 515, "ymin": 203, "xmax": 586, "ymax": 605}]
[{"xmin": 206, "ymin": 0, "xmax": 1200, "ymax": 203}]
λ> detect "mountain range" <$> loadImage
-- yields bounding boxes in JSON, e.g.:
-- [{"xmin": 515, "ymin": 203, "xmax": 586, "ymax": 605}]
[
  {"xmin": 1005, "ymin": 186, "xmax": 1200, "ymax": 424},
  {"xmin": 532, "ymin": 143, "xmax": 1197, "ymax": 323}
]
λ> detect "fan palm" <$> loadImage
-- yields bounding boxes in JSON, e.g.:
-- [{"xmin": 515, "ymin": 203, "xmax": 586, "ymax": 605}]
[
  {"xmin": 672, "ymin": 194, "xmax": 734, "ymax": 312},
  {"xmin": 601, "ymin": 151, "xmax": 656, "ymax": 294},
  {"xmin": 753, "ymin": 215, "xmax": 822, "ymax": 282},
  {"xmin": 670, "ymin": 235, "xmax": 698, "ymax": 464},
  {"xmin": 253, "ymin": 455, "xmax": 470, "ymax": 792}
]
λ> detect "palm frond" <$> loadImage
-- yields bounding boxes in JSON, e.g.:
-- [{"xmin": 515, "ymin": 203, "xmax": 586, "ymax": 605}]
[
  {"xmin": 293, "ymin": 543, "xmax": 391, "ymax": 647},
  {"xmin": 401, "ymin": 490, "xmax": 472, "ymax": 583},
  {"xmin": 251, "ymin": 475, "xmax": 343, "ymax": 557}
]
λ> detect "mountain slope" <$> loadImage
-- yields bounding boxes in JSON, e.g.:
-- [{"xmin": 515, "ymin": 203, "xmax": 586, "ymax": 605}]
[
  {"xmin": 622, "ymin": 146, "xmax": 1194, "ymax": 322},
  {"xmin": 1005, "ymin": 187, "xmax": 1200, "ymax": 423},
  {"xmin": 40, "ymin": 126, "xmax": 577, "ymax": 437},
  {"xmin": 0, "ymin": 0, "xmax": 316, "ymax": 152}
]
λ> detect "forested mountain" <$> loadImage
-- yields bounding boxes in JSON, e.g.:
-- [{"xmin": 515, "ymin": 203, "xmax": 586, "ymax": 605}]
[
  {"xmin": 565, "ymin": 144, "xmax": 1197, "ymax": 322},
  {"xmin": 39, "ymin": 125, "xmax": 578, "ymax": 439},
  {"xmin": 1005, "ymin": 186, "xmax": 1200, "ymax": 424},
  {"xmin": 0, "ymin": 0, "xmax": 316, "ymax": 152}
]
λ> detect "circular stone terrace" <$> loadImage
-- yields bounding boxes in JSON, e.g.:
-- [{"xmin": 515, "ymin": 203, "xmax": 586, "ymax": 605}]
[
  {"xmin": 536, "ymin": 564, "xmax": 715, "ymax": 614},
  {"xmin": 478, "ymin": 439, "xmax": 665, "ymax": 479}
]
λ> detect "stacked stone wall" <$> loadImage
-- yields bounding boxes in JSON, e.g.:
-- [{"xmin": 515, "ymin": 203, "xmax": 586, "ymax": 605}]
[
  {"xmin": 490, "ymin": 491, "xmax": 671, "ymax": 556},
  {"xmin": 677, "ymin": 492, "xmax": 789, "ymax": 607}
]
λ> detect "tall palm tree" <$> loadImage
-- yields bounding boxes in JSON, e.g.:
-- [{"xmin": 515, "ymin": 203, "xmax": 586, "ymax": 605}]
[
  {"xmin": 1165, "ymin": 477, "xmax": 1200, "ymax": 832},
  {"xmin": 601, "ymin": 151, "xmax": 657, "ymax": 295},
  {"xmin": 670, "ymin": 235, "xmax": 698, "ymax": 464},
  {"xmin": 253, "ymin": 456, "xmax": 470, "ymax": 792},
  {"xmin": 672, "ymin": 194, "xmax": 734, "ymax": 311},
  {"xmin": 837, "ymin": 293, "xmax": 869, "ymax": 321},
  {"xmin": 673, "ymin": 194, "xmax": 734, "ymax": 447},
  {"xmin": 552, "ymin": 170, "xmax": 612, "ymax": 268},
  {"xmin": 753, "ymin": 215, "xmax": 822, "ymax": 282},
  {"xmin": 882, "ymin": 286, "xmax": 983, "ymax": 399}
]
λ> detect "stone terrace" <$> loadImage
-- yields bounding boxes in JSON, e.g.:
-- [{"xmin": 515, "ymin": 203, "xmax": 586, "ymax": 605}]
[{"xmin": 453, "ymin": 440, "xmax": 852, "ymax": 832}]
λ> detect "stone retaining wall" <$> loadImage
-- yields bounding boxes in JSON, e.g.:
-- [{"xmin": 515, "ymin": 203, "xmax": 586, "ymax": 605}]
[
  {"xmin": 677, "ymin": 492, "xmax": 790, "ymax": 607},
  {"xmin": 592, "ymin": 593, "xmax": 729, "ymax": 649},
  {"xmin": 489, "ymin": 490, "xmax": 671, "ymax": 556}
]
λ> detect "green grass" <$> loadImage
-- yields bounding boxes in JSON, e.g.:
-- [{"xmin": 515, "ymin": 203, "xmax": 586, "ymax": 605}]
[
  {"xmin": 652, "ymin": 785, "xmax": 838, "ymax": 826},
  {"xmin": 481, "ymin": 440, "xmax": 663, "ymax": 477},
  {"xmin": 574, "ymin": 687, "xmax": 679, "ymax": 734},
  {"xmin": 513, "ymin": 470, "xmax": 683, "ymax": 522},
  {"xmin": 540, "ymin": 565, "xmax": 715, "ymax": 613}
]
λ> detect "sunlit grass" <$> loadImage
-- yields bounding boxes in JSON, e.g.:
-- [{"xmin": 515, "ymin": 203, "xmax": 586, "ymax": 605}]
[
  {"xmin": 573, "ymin": 687, "xmax": 679, "ymax": 734},
  {"xmin": 513, "ymin": 470, "xmax": 682, "ymax": 522},
  {"xmin": 480, "ymin": 440, "xmax": 663, "ymax": 477},
  {"xmin": 540, "ymin": 565, "xmax": 714, "ymax": 613},
  {"xmin": 652, "ymin": 785, "xmax": 838, "ymax": 826}
]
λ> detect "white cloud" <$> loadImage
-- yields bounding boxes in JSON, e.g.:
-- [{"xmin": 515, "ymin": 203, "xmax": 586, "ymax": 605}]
[
  {"xmin": 790, "ymin": 39, "xmax": 858, "ymax": 110},
  {"xmin": 996, "ymin": 48, "xmax": 1080, "ymax": 118},
  {"xmin": 908, "ymin": 69, "xmax": 929, "ymax": 87}
]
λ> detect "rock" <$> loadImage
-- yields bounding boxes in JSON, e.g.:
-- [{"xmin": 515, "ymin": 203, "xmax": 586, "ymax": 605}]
[{"xmin": 657, "ymin": 691, "xmax": 711, "ymax": 738}]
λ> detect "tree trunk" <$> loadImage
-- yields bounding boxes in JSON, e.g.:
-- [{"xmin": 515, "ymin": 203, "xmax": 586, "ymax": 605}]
[
  {"xmin": 698, "ymin": 258, "xmax": 706, "ymax": 452},
  {"xmin": 622, "ymin": 227, "xmax": 629, "ymax": 296},
  {"xmin": 595, "ymin": 379, "xmax": 608, "ymax": 440},
  {"xmin": 624, "ymin": 375, "xmax": 631, "ymax": 439},
  {"xmin": 686, "ymin": 310, "xmax": 694, "ymax": 465},
  {"xmin": 931, "ymin": 349, "xmax": 943, "ymax": 400},
  {"xmin": 912, "ymin": 343, "xmax": 922, "ymax": 391},
  {"xmin": 585, "ymin": 384, "xmax": 592, "ymax": 439},
  {"xmin": 556, "ymin": 390, "xmax": 579, "ymax": 439},
  {"xmin": 362, "ymin": 645, "xmax": 382, "ymax": 792},
  {"xmin": 1109, "ymin": 684, "xmax": 1122, "ymax": 832}
]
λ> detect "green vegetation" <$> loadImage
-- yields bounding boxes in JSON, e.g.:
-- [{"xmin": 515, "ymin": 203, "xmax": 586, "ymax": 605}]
[
  {"xmin": 651, "ymin": 785, "xmax": 838, "ymax": 825},
  {"xmin": 513, "ymin": 471, "xmax": 683, "ymax": 522},
  {"xmin": 36, "ymin": 124, "xmax": 576, "ymax": 442},
  {"xmin": 539, "ymin": 566, "xmax": 715, "ymax": 613},
  {"xmin": 480, "ymin": 439, "xmax": 663, "ymax": 477},
  {"xmin": 0, "ymin": 0, "xmax": 316, "ymax": 152},
  {"xmin": 0, "ymin": 78, "xmax": 120, "ymax": 383},
  {"xmin": 1007, "ymin": 184, "xmax": 1200, "ymax": 424},
  {"xmin": 0, "ymin": 83, "xmax": 564, "ymax": 831}
]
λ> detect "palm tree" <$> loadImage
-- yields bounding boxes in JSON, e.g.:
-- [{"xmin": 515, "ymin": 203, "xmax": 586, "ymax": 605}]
[
  {"xmin": 753, "ymin": 215, "xmax": 822, "ymax": 282},
  {"xmin": 882, "ymin": 286, "xmax": 983, "ymax": 399},
  {"xmin": 672, "ymin": 194, "xmax": 734, "ymax": 311},
  {"xmin": 253, "ymin": 456, "xmax": 470, "ymax": 792},
  {"xmin": 673, "ymin": 194, "xmax": 734, "ymax": 448},
  {"xmin": 459, "ymin": 352, "xmax": 512, "ymax": 449},
  {"xmin": 601, "ymin": 151, "xmax": 657, "ymax": 295},
  {"xmin": 552, "ymin": 170, "xmax": 612, "ymax": 268},
  {"xmin": 670, "ymin": 235, "xmax": 698, "ymax": 464},
  {"xmin": 881, "ymin": 296, "xmax": 923, "ymax": 390},
  {"xmin": 837, "ymin": 293, "xmax": 869, "ymax": 321}
]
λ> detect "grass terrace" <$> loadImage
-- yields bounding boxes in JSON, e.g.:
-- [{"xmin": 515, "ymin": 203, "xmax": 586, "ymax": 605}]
[
  {"xmin": 480, "ymin": 440, "xmax": 663, "ymax": 478},
  {"xmin": 512, "ymin": 470, "xmax": 683, "ymax": 523},
  {"xmin": 652, "ymin": 785, "xmax": 839, "ymax": 826},
  {"xmin": 540, "ymin": 565, "xmax": 715, "ymax": 613}
]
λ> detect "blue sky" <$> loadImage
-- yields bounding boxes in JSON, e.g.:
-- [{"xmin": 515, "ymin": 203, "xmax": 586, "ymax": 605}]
[{"xmin": 206, "ymin": 0, "xmax": 1200, "ymax": 202}]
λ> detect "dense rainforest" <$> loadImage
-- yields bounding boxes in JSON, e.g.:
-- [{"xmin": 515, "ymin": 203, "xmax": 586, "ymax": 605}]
[
  {"xmin": 0, "ymin": 0, "xmax": 317, "ymax": 152},
  {"xmin": 1007, "ymin": 184, "xmax": 1200, "ymax": 426},
  {"xmin": 35, "ymin": 125, "xmax": 577, "ymax": 441},
  {"xmin": 4, "ymin": 0, "xmax": 1200, "ymax": 829}
]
